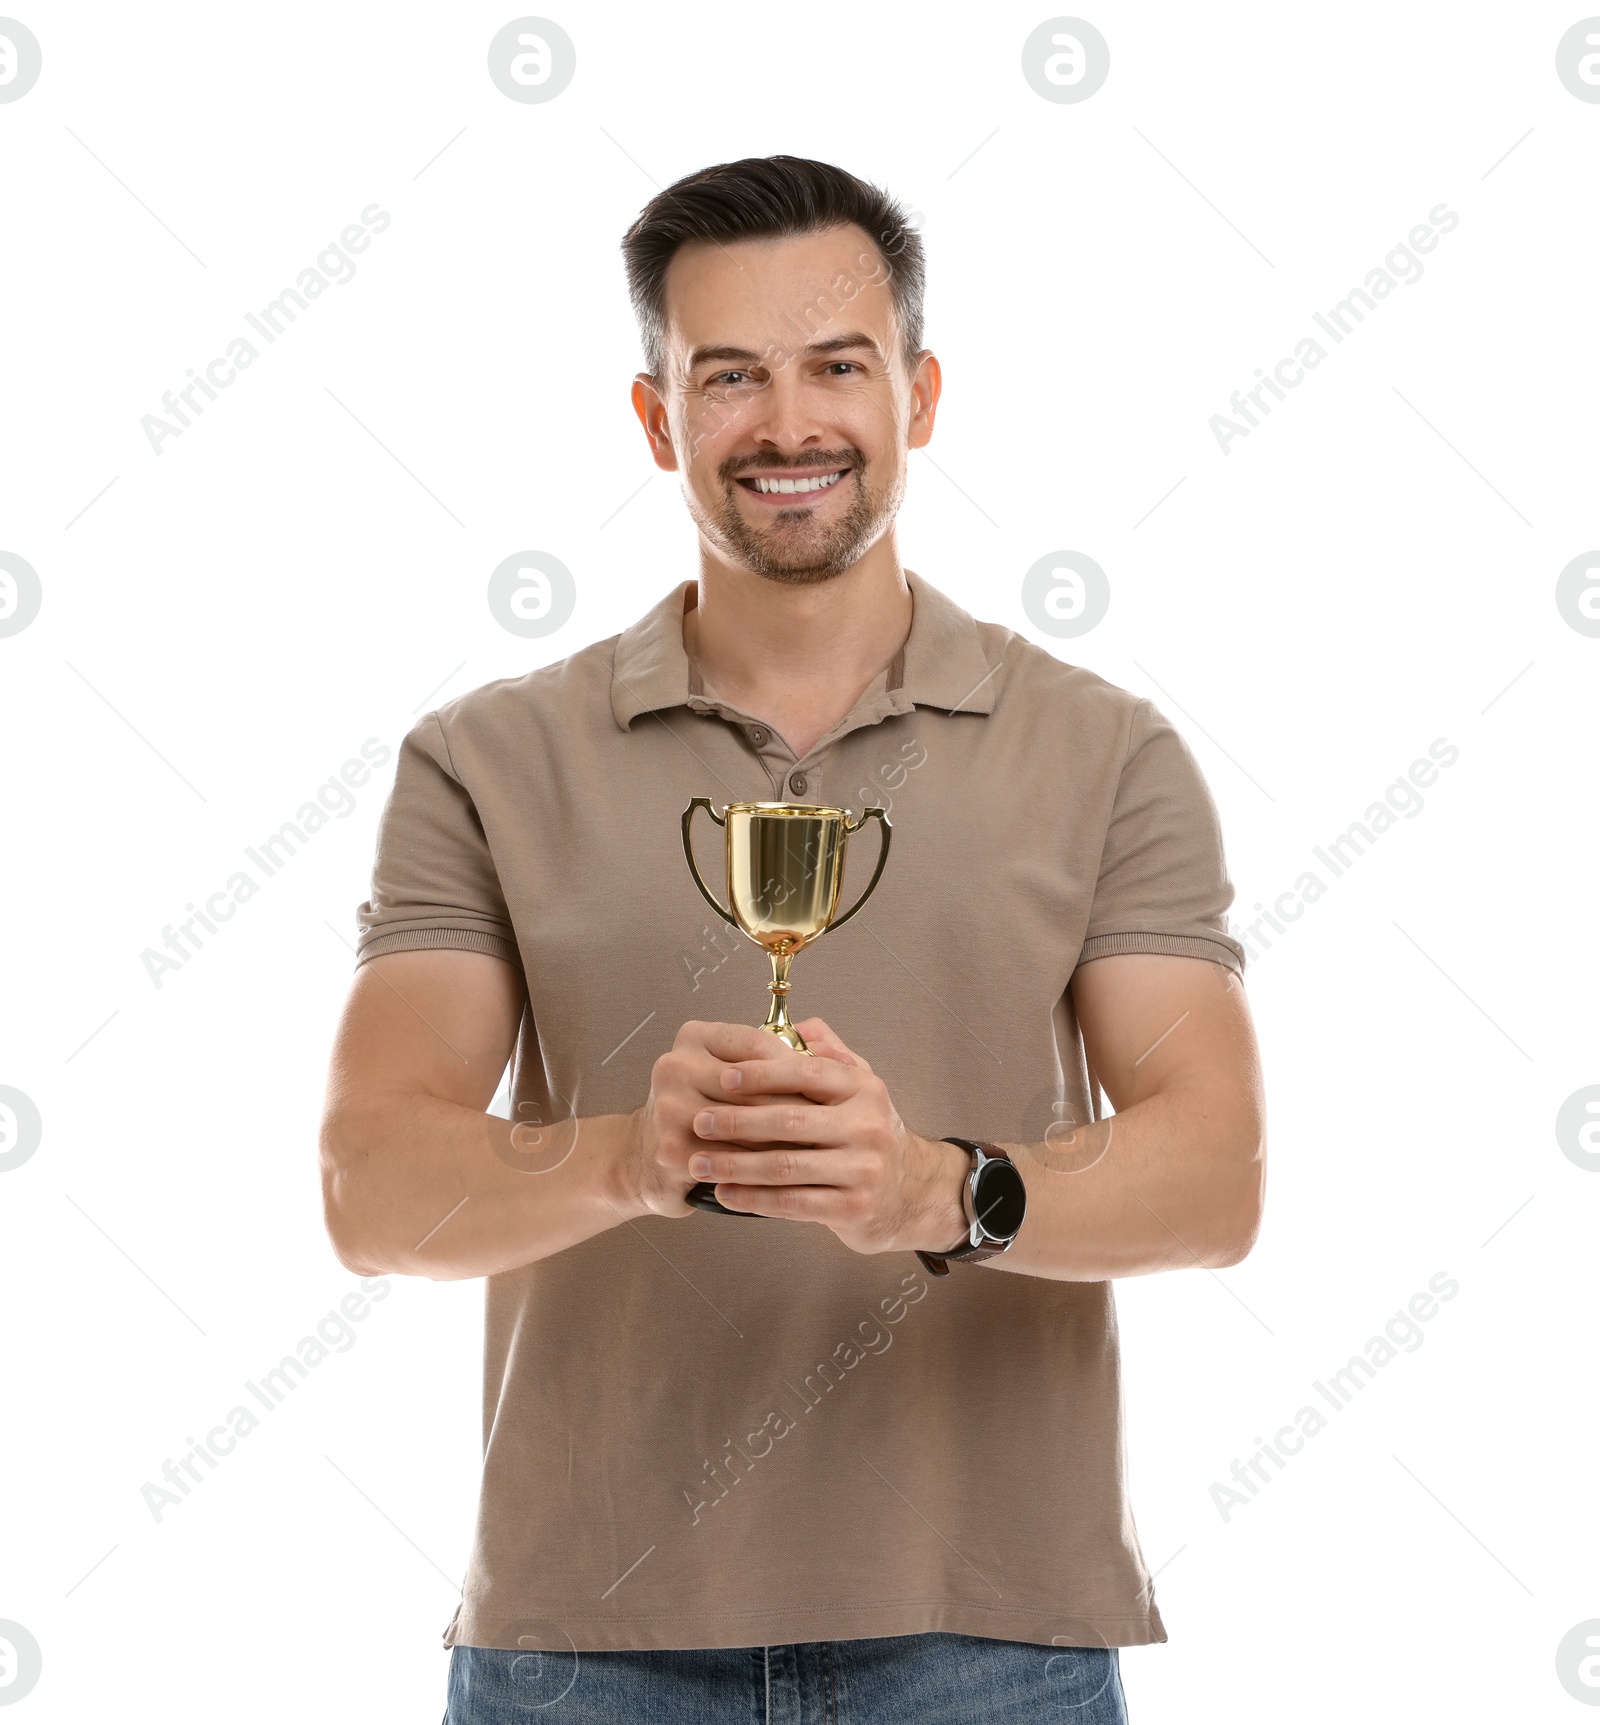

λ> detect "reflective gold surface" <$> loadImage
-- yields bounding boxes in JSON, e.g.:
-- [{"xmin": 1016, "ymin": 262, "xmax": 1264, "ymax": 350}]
[
  {"xmin": 681, "ymin": 798, "xmax": 892, "ymax": 1054},
  {"xmin": 727, "ymin": 803, "xmax": 846, "ymax": 950}
]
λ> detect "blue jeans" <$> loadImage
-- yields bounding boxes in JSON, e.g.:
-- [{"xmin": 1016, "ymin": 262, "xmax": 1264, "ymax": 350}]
[{"xmin": 444, "ymin": 1633, "xmax": 1128, "ymax": 1723}]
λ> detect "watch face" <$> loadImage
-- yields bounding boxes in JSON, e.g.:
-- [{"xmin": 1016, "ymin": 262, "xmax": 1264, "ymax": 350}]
[{"xmin": 973, "ymin": 1159, "xmax": 1026, "ymax": 1240}]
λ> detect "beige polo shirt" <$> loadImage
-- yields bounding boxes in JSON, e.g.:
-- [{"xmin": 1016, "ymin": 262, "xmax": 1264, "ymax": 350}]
[{"xmin": 354, "ymin": 570, "xmax": 1245, "ymax": 1654}]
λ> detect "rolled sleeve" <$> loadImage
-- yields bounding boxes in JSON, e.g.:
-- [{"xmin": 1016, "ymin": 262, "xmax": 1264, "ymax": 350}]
[
  {"xmin": 1078, "ymin": 697, "xmax": 1246, "ymax": 975},
  {"xmin": 354, "ymin": 713, "xmax": 521, "ymax": 970}
]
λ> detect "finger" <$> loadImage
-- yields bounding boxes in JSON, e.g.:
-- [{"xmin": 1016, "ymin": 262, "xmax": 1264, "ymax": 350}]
[
  {"xmin": 792, "ymin": 1017, "xmax": 873, "ymax": 1072},
  {"xmin": 693, "ymin": 1102, "xmax": 842, "ymax": 1146},
  {"xmin": 705, "ymin": 1182, "xmax": 850, "ymax": 1222},
  {"xmin": 688, "ymin": 1146, "xmax": 864, "ymax": 1188},
  {"xmin": 670, "ymin": 1025, "xmax": 800, "ymax": 1104},
  {"xmin": 720, "ymin": 1053, "xmax": 857, "ymax": 1101},
  {"xmin": 677, "ymin": 1021, "xmax": 804, "ymax": 1063}
]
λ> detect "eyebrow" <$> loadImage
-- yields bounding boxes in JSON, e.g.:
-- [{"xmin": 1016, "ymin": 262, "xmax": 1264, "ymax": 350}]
[{"xmin": 684, "ymin": 331, "xmax": 885, "ymax": 371}]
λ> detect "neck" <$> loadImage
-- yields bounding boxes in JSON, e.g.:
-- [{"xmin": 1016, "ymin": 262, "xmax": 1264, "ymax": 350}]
[{"xmin": 684, "ymin": 543, "xmax": 913, "ymax": 761}]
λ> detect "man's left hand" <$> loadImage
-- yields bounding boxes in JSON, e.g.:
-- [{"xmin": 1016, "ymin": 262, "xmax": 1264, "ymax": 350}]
[{"xmin": 686, "ymin": 1017, "xmax": 971, "ymax": 1257}]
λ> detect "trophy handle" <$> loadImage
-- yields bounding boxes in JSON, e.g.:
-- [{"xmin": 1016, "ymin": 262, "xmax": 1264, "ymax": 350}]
[
  {"xmin": 826, "ymin": 807, "xmax": 893, "ymax": 934},
  {"xmin": 681, "ymin": 797, "xmax": 739, "ymax": 928}
]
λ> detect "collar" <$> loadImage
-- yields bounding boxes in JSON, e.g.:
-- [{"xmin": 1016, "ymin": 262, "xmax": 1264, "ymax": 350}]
[{"xmin": 609, "ymin": 570, "xmax": 999, "ymax": 731}]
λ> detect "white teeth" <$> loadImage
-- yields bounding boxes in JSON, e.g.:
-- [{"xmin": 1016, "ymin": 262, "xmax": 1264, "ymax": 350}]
[{"xmin": 753, "ymin": 471, "xmax": 844, "ymax": 494}]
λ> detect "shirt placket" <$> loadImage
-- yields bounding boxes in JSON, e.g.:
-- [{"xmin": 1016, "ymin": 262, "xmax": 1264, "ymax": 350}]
[
  {"xmin": 740, "ymin": 718, "xmax": 823, "ymax": 802},
  {"xmin": 687, "ymin": 654, "xmax": 912, "ymax": 806}
]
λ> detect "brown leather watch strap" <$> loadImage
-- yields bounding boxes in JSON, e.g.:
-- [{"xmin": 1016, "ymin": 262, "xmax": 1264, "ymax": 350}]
[
  {"xmin": 915, "ymin": 1240, "xmax": 1009, "ymax": 1276},
  {"xmin": 913, "ymin": 1140, "xmax": 1021, "ymax": 1276}
]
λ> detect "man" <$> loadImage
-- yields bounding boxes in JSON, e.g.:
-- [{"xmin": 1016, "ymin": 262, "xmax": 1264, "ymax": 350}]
[{"xmin": 320, "ymin": 155, "xmax": 1265, "ymax": 1725}]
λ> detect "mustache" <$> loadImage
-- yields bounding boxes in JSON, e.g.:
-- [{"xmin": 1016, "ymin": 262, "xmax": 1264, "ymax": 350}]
[{"xmin": 720, "ymin": 450, "xmax": 862, "ymax": 481}]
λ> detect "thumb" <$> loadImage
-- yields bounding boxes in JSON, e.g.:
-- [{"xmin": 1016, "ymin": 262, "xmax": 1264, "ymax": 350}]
[{"xmin": 794, "ymin": 1017, "xmax": 872, "ymax": 1072}]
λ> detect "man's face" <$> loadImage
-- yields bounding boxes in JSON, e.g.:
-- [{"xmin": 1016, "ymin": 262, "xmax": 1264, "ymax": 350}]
[{"xmin": 634, "ymin": 223, "xmax": 938, "ymax": 585}]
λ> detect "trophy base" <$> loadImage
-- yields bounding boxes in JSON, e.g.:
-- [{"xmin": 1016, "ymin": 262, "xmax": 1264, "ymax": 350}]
[{"xmin": 686, "ymin": 1181, "xmax": 768, "ymax": 1217}]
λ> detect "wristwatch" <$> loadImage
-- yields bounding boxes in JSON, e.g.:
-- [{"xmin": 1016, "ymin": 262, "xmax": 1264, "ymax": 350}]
[{"xmin": 914, "ymin": 1138, "xmax": 1028, "ymax": 1276}]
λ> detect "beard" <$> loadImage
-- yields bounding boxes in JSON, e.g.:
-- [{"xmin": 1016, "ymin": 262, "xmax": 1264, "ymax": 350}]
[{"xmin": 695, "ymin": 449, "xmax": 903, "ymax": 587}]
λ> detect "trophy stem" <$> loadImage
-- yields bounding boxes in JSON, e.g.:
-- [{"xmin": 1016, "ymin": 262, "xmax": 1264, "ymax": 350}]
[{"xmin": 760, "ymin": 943, "xmax": 810, "ymax": 1054}]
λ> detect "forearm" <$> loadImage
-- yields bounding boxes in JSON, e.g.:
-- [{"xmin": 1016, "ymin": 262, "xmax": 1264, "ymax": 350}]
[
  {"xmin": 981, "ymin": 1082, "xmax": 1263, "ymax": 1283},
  {"xmin": 321, "ymin": 1094, "xmax": 647, "ymax": 1281}
]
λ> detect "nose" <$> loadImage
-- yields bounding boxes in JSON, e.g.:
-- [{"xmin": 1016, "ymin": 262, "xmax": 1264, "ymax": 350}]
[{"xmin": 741, "ymin": 364, "xmax": 831, "ymax": 456}]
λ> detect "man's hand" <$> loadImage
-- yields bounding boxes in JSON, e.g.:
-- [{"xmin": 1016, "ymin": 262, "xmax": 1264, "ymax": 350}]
[
  {"xmin": 626, "ymin": 1021, "xmax": 803, "ymax": 1218},
  {"xmin": 683, "ymin": 1017, "xmax": 971, "ymax": 1256}
]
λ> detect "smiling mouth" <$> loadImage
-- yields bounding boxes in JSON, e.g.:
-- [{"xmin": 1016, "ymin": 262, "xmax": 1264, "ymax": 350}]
[{"xmin": 734, "ymin": 469, "xmax": 849, "ymax": 496}]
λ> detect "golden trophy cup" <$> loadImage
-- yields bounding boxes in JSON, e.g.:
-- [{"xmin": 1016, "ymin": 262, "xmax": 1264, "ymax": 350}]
[{"xmin": 680, "ymin": 798, "xmax": 892, "ymax": 1216}]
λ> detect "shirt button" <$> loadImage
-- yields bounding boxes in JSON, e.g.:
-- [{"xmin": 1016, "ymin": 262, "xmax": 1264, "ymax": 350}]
[
  {"xmin": 750, "ymin": 727, "xmax": 768, "ymax": 747},
  {"xmin": 789, "ymin": 771, "xmax": 808, "ymax": 796}
]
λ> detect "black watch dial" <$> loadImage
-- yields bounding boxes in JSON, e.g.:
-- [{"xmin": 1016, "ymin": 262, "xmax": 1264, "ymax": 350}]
[{"xmin": 973, "ymin": 1158, "xmax": 1026, "ymax": 1240}]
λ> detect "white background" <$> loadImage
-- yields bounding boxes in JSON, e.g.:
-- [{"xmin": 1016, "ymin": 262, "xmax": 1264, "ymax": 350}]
[{"xmin": 2, "ymin": 2, "xmax": 1597, "ymax": 1720}]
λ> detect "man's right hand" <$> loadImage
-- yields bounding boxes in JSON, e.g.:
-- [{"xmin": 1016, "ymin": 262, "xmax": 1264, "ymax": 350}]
[
  {"xmin": 321, "ymin": 957, "xmax": 811, "ymax": 1279},
  {"xmin": 627, "ymin": 1021, "xmax": 801, "ymax": 1218}
]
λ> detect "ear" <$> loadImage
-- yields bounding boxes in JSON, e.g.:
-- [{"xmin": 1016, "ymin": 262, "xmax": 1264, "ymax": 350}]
[
  {"xmin": 631, "ymin": 374, "xmax": 680, "ymax": 473},
  {"xmin": 905, "ymin": 350, "xmax": 942, "ymax": 452}
]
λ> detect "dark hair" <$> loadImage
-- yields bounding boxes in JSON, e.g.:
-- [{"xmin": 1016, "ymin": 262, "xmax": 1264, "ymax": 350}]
[{"xmin": 620, "ymin": 155, "xmax": 925, "ymax": 381}]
